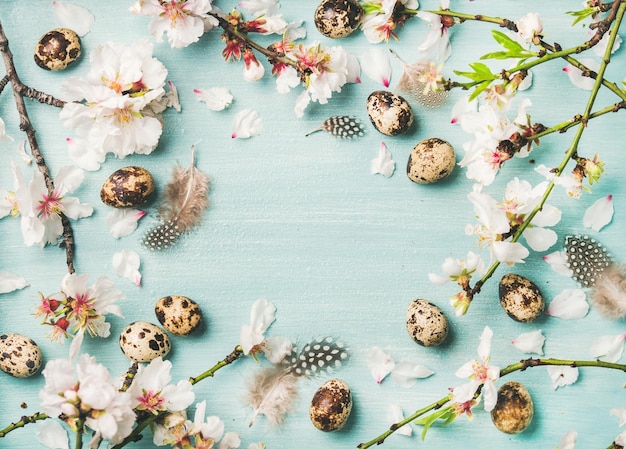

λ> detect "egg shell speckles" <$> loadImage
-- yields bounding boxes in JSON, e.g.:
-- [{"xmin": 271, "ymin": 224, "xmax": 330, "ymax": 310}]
[
  {"xmin": 407, "ymin": 138, "xmax": 456, "ymax": 184},
  {"xmin": 119, "ymin": 321, "xmax": 171, "ymax": 362},
  {"xmin": 0, "ymin": 333, "xmax": 43, "ymax": 378},
  {"xmin": 314, "ymin": 0, "xmax": 364, "ymax": 38},
  {"xmin": 499, "ymin": 274, "xmax": 545, "ymax": 322},
  {"xmin": 34, "ymin": 28, "xmax": 81, "ymax": 71},
  {"xmin": 155, "ymin": 295, "xmax": 203, "ymax": 336},
  {"xmin": 100, "ymin": 166, "xmax": 155, "ymax": 208},
  {"xmin": 405, "ymin": 299, "xmax": 448, "ymax": 347},
  {"xmin": 491, "ymin": 381, "xmax": 534, "ymax": 434},
  {"xmin": 309, "ymin": 379, "xmax": 352, "ymax": 432},
  {"xmin": 366, "ymin": 91, "xmax": 414, "ymax": 136}
]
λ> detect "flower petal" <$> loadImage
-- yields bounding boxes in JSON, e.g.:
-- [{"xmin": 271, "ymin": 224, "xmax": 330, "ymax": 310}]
[
  {"xmin": 512, "ymin": 330, "xmax": 545, "ymax": 355},
  {"xmin": 523, "ymin": 226, "xmax": 558, "ymax": 252},
  {"xmin": 611, "ymin": 407, "xmax": 626, "ymax": 427},
  {"xmin": 367, "ymin": 346, "xmax": 395, "ymax": 384},
  {"xmin": 559, "ymin": 430, "xmax": 577, "ymax": 449},
  {"xmin": 590, "ymin": 334, "xmax": 625, "ymax": 363},
  {"xmin": 106, "ymin": 209, "xmax": 145, "ymax": 238},
  {"xmin": 231, "ymin": 109, "xmax": 262, "ymax": 139},
  {"xmin": 545, "ymin": 289, "xmax": 589, "ymax": 320},
  {"xmin": 194, "ymin": 87, "xmax": 233, "ymax": 111},
  {"xmin": 563, "ymin": 58, "xmax": 599, "ymax": 90},
  {"xmin": 53, "ymin": 2, "xmax": 95, "ymax": 36},
  {"xmin": 370, "ymin": 142, "xmax": 395, "ymax": 177},
  {"xmin": 17, "ymin": 140, "xmax": 32, "ymax": 165},
  {"xmin": 482, "ymin": 380, "xmax": 498, "ymax": 412},
  {"xmin": 249, "ymin": 298, "xmax": 276, "ymax": 334},
  {"xmin": 547, "ymin": 365, "xmax": 578, "ymax": 390},
  {"xmin": 390, "ymin": 361, "xmax": 434, "ymax": 388},
  {"xmin": 492, "ymin": 241, "xmax": 529, "ymax": 265},
  {"xmin": 0, "ymin": 271, "xmax": 29, "ymax": 294},
  {"xmin": 360, "ymin": 47, "xmax": 391, "ymax": 87},
  {"xmin": 218, "ymin": 432, "xmax": 241, "ymax": 449},
  {"xmin": 112, "ymin": 249, "xmax": 142, "ymax": 286},
  {"xmin": 264, "ymin": 336, "xmax": 293, "ymax": 364},
  {"xmin": 477, "ymin": 326, "xmax": 493, "ymax": 360},
  {"xmin": 36, "ymin": 419, "xmax": 70, "ymax": 449},
  {"xmin": 543, "ymin": 250, "xmax": 573, "ymax": 277},
  {"xmin": 583, "ymin": 194, "xmax": 614, "ymax": 232},
  {"xmin": 387, "ymin": 404, "xmax": 412, "ymax": 436}
]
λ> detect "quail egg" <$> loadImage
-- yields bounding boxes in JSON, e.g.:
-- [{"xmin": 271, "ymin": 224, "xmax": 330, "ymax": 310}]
[
  {"xmin": 499, "ymin": 273, "xmax": 545, "ymax": 322},
  {"xmin": 366, "ymin": 91, "xmax": 414, "ymax": 136},
  {"xmin": 34, "ymin": 28, "xmax": 81, "ymax": 71},
  {"xmin": 309, "ymin": 378, "xmax": 352, "ymax": 432},
  {"xmin": 155, "ymin": 295, "xmax": 203, "ymax": 336},
  {"xmin": 405, "ymin": 299, "xmax": 448, "ymax": 347},
  {"xmin": 101, "ymin": 166, "xmax": 155, "ymax": 208},
  {"xmin": 314, "ymin": 0, "xmax": 364, "ymax": 38},
  {"xmin": 119, "ymin": 321, "xmax": 171, "ymax": 362},
  {"xmin": 491, "ymin": 381, "xmax": 534, "ymax": 434},
  {"xmin": 0, "ymin": 333, "xmax": 43, "ymax": 378},
  {"xmin": 407, "ymin": 138, "xmax": 456, "ymax": 184}
]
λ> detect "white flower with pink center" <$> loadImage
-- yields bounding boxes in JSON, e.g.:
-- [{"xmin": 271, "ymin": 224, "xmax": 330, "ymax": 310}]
[{"xmin": 452, "ymin": 326, "xmax": 500, "ymax": 412}]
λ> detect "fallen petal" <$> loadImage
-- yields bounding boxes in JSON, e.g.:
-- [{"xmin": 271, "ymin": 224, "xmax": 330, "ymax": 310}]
[
  {"xmin": 512, "ymin": 330, "xmax": 545, "ymax": 355},
  {"xmin": 387, "ymin": 404, "xmax": 412, "ymax": 436},
  {"xmin": 559, "ymin": 430, "xmax": 577, "ymax": 449},
  {"xmin": 590, "ymin": 334, "xmax": 625, "ymax": 363},
  {"xmin": 231, "ymin": 109, "xmax": 262, "ymax": 139},
  {"xmin": 547, "ymin": 365, "xmax": 578, "ymax": 390},
  {"xmin": 360, "ymin": 47, "xmax": 391, "ymax": 87},
  {"xmin": 610, "ymin": 407, "xmax": 626, "ymax": 427},
  {"xmin": 390, "ymin": 361, "xmax": 434, "ymax": 388},
  {"xmin": 543, "ymin": 250, "xmax": 573, "ymax": 277},
  {"xmin": 53, "ymin": 2, "xmax": 95, "ymax": 36},
  {"xmin": 370, "ymin": 142, "xmax": 395, "ymax": 177},
  {"xmin": 545, "ymin": 289, "xmax": 589, "ymax": 319},
  {"xmin": 194, "ymin": 87, "xmax": 233, "ymax": 111},
  {"xmin": 106, "ymin": 209, "xmax": 145, "ymax": 238},
  {"xmin": 367, "ymin": 346, "xmax": 395, "ymax": 384},
  {"xmin": 583, "ymin": 194, "xmax": 614, "ymax": 232},
  {"xmin": 563, "ymin": 58, "xmax": 599, "ymax": 90},
  {"xmin": 112, "ymin": 249, "xmax": 142, "ymax": 286},
  {"xmin": 0, "ymin": 271, "xmax": 29, "ymax": 294},
  {"xmin": 36, "ymin": 419, "xmax": 69, "ymax": 449}
]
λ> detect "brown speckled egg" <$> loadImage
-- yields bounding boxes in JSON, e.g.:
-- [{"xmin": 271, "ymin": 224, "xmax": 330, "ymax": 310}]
[
  {"xmin": 119, "ymin": 321, "xmax": 171, "ymax": 362},
  {"xmin": 155, "ymin": 295, "xmax": 203, "ymax": 336},
  {"xmin": 406, "ymin": 299, "xmax": 448, "ymax": 347},
  {"xmin": 309, "ymin": 379, "xmax": 352, "ymax": 432},
  {"xmin": 499, "ymin": 274, "xmax": 544, "ymax": 322},
  {"xmin": 366, "ymin": 91, "xmax": 414, "ymax": 136},
  {"xmin": 0, "ymin": 333, "xmax": 43, "ymax": 378},
  {"xmin": 407, "ymin": 138, "xmax": 456, "ymax": 184},
  {"xmin": 491, "ymin": 381, "xmax": 534, "ymax": 434},
  {"xmin": 34, "ymin": 28, "xmax": 81, "ymax": 71},
  {"xmin": 314, "ymin": 0, "xmax": 363, "ymax": 38},
  {"xmin": 101, "ymin": 166, "xmax": 155, "ymax": 208}
]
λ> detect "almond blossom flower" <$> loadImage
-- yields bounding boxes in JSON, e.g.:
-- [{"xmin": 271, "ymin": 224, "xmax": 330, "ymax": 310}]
[
  {"xmin": 535, "ymin": 164, "xmax": 583, "ymax": 198},
  {"xmin": 428, "ymin": 251, "xmax": 485, "ymax": 286},
  {"xmin": 239, "ymin": 298, "xmax": 292, "ymax": 361},
  {"xmin": 9, "ymin": 164, "xmax": 92, "ymax": 247},
  {"xmin": 583, "ymin": 194, "xmax": 614, "ymax": 231},
  {"xmin": 130, "ymin": 0, "xmax": 217, "ymax": 48},
  {"xmin": 415, "ymin": 11, "xmax": 452, "ymax": 62},
  {"xmin": 452, "ymin": 326, "xmax": 500, "ymax": 412},
  {"xmin": 360, "ymin": 0, "xmax": 419, "ymax": 43},
  {"xmin": 517, "ymin": 12, "xmax": 543, "ymax": 44},
  {"xmin": 39, "ymin": 354, "xmax": 136, "ymax": 444},
  {"xmin": 187, "ymin": 400, "xmax": 241, "ymax": 449}
]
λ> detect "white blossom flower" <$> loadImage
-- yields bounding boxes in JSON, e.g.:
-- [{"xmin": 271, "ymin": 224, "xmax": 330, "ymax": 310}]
[
  {"xmin": 370, "ymin": 142, "xmax": 395, "ymax": 177},
  {"xmin": 189, "ymin": 400, "xmax": 241, "ymax": 449},
  {"xmin": 590, "ymin": 334, "xmax": 626, "ymax": 363},
  {"xmin": 231, "ymin": 109, "xmax": 263, "ymax": 139},
  {"xmin": 240, "ymin": 298, "xmax": 277, "ymax": 355},
  {"xmin": 360, "ymin": 0, "xmax": 418, "ymax": 43},
  {"xmin": 563, "ymin": 58, "xmax": 600, "ymax": 90},
  {"xmin": 545, "ymin": 289, "xmax": 589, "ymax": 320},
  {"xmin": 390, "ymin": 361, "xmax": 434, "ymax": 388},
  {"xmin": 367, "ymin": 346, "xmax": 395, "ymax": 384},
  {"xmin": 36, "ymin": 419, "xmax": 69, "ymax": 449},
  {"xmin": 360, "ymin": 47, "xmax": 391, "ymax": 87},
  {"xmin": 40, "ymin": 354, "xmax": 135, "ymax": 444},
  {"xmin": 558, "ymin": 430, "xmax": 577, "ymax": 449},
  {"xmin": 535, "ymin": 164, "xmax": 582, "ymax": 198},
  {"xmin": 130, "ymin": 357, "xmax": 195, "ymax": 414},
  {"xmin": 53, "ymin": 2, "xmax": 94, "ymax": 36},
  {"xmin": 547, "ymin": 365, "xmax": 578, "ymax": 390},
  {"xmin": 112, "ymin": 249, "xmax": 142, "ymax": 286},
  {"xmin": 517, "ymin": 12, "xmax": 543, "ymax": 43},
  {"xmin": 11, "ymin": 164, "xmax": 92, "ymax": 247},
  {"xmin": 194, "ymin": 87, "xmax": 234, "ymax": 111},
  {"xmin": 0, "ymin": 271, "xmax": 29, "ymax": 294},
  {"xmin": 512, "ymin": 330, "xmax": 545, "ymax": 355},
  {"xmin": 416, "ymin": 11, "xmax": 451, "ymax": 62},
  {"xmin": 452, "ymin": 326, "xmax": 500, "ymax": 412},
  {"xmin": 387, "ymin": 404, "xmax": 412, "ymax": 436},
  {"xmin": 243, "ymin": 53, "xmax": 266, "ymax": 81},
  {"xmin": 583, "ymin": 194, "xmax": 614, "ymax": 231},
  {"xmin": 106, "ymin": 208, "xmax": 145, "ymax": 238},
  {"xmin": 130, "ymin": 0, "xmax": 215, "ymax": 48},
  {"xmin": 429, "ymin": 251, "xmax": 485, "ymax": 285}
]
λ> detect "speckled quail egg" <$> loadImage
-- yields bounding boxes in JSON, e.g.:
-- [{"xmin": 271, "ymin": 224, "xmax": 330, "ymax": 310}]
[
  {"xmin": 406, "ymin": 299, "xmax": 448, "ymax": 347},
  {"xmin": 119, "ymin": 321, "xmax": 171, "ymax": 362},
  {"xmin": 101, "ymin": 166, "xmax": 155, "ymax": 208},
  {"xmin": 366, "ymin": 91, "xmax": 414, "ymax": 136},
  {"xmin": 0, "ymin": 333, "xmax": 43, "ymax": 378},
  {"xmin": 34, "ymin": 28, "xmax": 81, "ymax": 71},
  {"xmin": 314, "ymin": 0, "xmax": 364, "ymax": 38},
  {"xmin": 407, "ymin": 138, "xmax": 456, "ymax": 184},
  {"xmin": 499, "ymin": 274, "xmax": 545, "ymax": 322},
  {"xmin": 309, "ymin": 378, "xmax": 352, "ymax": 432},
  {"xmin": 155, "ymin": 295, "xmax": 203, "ymax": 336},
  {"xmin": 491, "ymin": 381, "xmax": 534, "ymax": 434}
]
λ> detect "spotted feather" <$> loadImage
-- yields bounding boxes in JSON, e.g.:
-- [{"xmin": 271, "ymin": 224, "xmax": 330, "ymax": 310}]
[
  {"xmin": 563, "ymin": 234, "xmax": 613, "ymax": 288},
  {"xmin": 305, "ymin": 116, "xmax": 365, "ymax": 139}
]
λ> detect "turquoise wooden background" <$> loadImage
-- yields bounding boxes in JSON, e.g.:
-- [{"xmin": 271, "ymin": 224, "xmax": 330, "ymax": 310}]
[{"xmin": 1, "ymin": 1, "xmax": 625, "ymax": 448}]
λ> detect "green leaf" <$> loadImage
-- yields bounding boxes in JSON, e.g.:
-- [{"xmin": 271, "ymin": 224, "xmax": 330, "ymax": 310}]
[
  {"xmin": 468, "ymin": 80, "xmax": 492, "ymax": 101},
  {"xmin": 566, "ymin": 8, "xmax": 596, "ymax": 26},
  {"xmin": 414, "ymin": 407, "xmax": 456, "ymax": 441},
  {"xmin": 491, "ymin": 30, "xmax": 525, "ymax": 53}
]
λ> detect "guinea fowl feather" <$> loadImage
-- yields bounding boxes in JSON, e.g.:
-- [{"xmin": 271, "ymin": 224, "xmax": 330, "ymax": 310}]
[{"xmin": 143, "ymin": 147, "xmax": 210, "ymax": 250}]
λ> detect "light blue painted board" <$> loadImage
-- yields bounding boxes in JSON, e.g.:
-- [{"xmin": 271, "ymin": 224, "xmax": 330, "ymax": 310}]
[{"xmin": 0, "ymin": 1, "xmax": 625, "ymax": 448}]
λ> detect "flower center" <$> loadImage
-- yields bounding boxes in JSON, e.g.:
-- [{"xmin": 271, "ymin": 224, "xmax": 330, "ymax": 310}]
[
  {"xmin": 137, "ymin": 390, "xmax": 166, "ymax": 414},
  {"xmin": 37, "ymin": 191, "xmax": 64, "ymax": 219}
]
